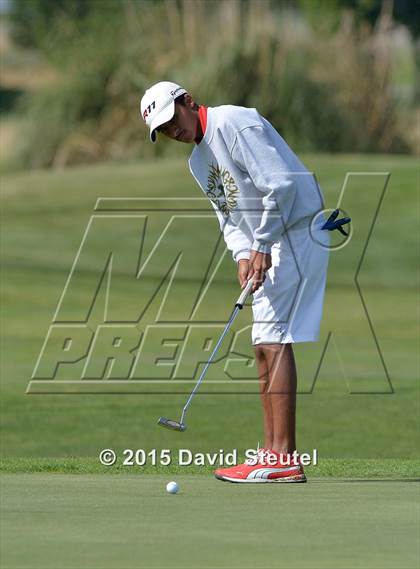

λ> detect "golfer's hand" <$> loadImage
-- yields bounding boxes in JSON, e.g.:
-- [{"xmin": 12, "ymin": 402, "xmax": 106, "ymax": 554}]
[
  {"xmin": 245, "ymin": 250, "xmax": 272, "ymax": 293},
  {"xmin": 237, "ymin": 259, "xmax": 249, "ymax": 289}
]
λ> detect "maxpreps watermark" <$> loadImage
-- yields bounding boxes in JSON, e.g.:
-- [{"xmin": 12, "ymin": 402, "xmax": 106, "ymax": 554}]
[
  {"xmin": 99, "ymin": 448, "xmax": 318, "ymax": 467},
  {"xmin": 27, "ymin": 176, "xmax": 393, "ymax": 396}
]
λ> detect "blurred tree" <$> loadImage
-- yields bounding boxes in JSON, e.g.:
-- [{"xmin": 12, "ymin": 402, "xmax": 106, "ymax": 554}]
[
  {"xmin": 9, "ymin": 0, "xmax": 122, "ymax": 49},
  {"xmin": 294, "ymin": 0, "xmax": 420, "ymax": 37},
  {"xmin": 10, "ymin": 0, "xmax": 89, "ymax": 47},
  {"xmin": 346, "ymin": 0, "xmax": 420, "ymax": 37},
  {"xmin": 292, "ymin": 0, "xmax": 342, "ymax": 33},
  {"xmin": 393, "ymin": 0, "xmax": 420, "ymax": 37}
]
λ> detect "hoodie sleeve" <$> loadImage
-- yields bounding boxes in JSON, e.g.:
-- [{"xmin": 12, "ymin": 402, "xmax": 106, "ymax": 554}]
[
  {"xmin": 231, "ymin": 125, "xmax": 297, "ymax": 254},
  {"xmin": 208, "ymin": 199, "xmax": 252, "ymax": 262}
]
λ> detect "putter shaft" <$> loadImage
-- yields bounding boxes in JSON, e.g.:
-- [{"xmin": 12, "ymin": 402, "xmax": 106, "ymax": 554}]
[
  {"xmin": 158, "ymin": 279, "xmax": 254, "ymax": 431},
  {"xmin": 180, "ymin": 304, "xmax": 241, "ymax": 425}
]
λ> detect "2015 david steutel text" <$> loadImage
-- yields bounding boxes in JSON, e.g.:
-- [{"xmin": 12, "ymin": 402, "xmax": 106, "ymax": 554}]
[{"xmin": 99, "ymin": 448, "xmax": 319, "ymax": 467}]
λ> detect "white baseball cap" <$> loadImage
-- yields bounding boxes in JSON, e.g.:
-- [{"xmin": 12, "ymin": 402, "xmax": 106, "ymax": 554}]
[{"xmin": 140, "ymin": 81, "xmax": 187, "ymax": 143}]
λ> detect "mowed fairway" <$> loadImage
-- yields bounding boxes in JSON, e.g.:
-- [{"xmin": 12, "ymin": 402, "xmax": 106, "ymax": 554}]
[
  {"xmin": 1, "ymin": 154, "xmax": 418, "ymax": 459},
  {"xmin": 2, "ymin": 474, "xmax": 419, "ymax": 569}
]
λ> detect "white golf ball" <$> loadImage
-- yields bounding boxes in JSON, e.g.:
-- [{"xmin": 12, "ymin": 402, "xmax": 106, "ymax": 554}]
[{"xmin": 166, "ymin": 481, "xmax": 179, "ymax": 495}]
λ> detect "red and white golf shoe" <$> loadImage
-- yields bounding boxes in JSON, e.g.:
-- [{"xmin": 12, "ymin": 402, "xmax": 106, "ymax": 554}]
[{"xmin": 214, "ymin": 450, "xmax": 307, "ymax": 483}]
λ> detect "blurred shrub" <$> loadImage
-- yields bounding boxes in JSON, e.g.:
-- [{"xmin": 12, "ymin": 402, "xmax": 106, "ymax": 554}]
[
  {"xmin": 14, "ymin": 0, "xmax": 414, "ymax": 167},
  {"xmin": 10, "ymin": 0, "xmax": 94, "ymax": 49}
]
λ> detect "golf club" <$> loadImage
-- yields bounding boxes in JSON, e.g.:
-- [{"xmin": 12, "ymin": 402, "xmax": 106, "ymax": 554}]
[{"xmin": 158, "ymin": 278, "xmax": 255, "ymax": 432}]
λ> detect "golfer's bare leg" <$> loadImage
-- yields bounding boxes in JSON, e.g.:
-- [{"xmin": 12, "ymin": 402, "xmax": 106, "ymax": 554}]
[
  {"xmin": 254, "ymin": 345, "xmax": 273, "ymax": 450},
  {"xmin": 260, "ymin": 343, "xmax": 297, "ymax": 455}
]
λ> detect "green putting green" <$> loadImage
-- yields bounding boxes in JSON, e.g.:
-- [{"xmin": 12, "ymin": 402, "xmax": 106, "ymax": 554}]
[{"xmin": 2, "ymin": 474, "xmax": 419, "ymax": 569}]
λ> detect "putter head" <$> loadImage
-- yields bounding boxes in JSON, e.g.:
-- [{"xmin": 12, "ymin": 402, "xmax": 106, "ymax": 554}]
[{"xmin": 157, "ymin": 417, "xmax": 187, "ymax": 432}]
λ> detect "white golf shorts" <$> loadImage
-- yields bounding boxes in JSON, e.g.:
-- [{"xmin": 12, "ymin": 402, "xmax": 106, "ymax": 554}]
[{"xmin": 251, "ymin": 219, "xmax": 330, "ymax": 345}]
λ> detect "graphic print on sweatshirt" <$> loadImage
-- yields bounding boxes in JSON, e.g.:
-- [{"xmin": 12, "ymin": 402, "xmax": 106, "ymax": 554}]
[{"xmin": 206, "ymin": 163, "xmax": 239, "ymax": 217}]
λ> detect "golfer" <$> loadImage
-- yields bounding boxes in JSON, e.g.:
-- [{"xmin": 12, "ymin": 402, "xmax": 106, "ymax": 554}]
[{"xmin": 140, "ymin": 81, "xmax": 330, "ymax": 483}]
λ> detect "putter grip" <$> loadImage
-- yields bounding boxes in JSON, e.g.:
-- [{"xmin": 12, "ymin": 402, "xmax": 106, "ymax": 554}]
[{"xmin": 235, "ymin": 279, "xmax": 254, "ymax": 309}]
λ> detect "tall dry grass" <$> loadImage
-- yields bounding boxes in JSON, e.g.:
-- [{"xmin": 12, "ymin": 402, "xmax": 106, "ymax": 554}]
[{"xmin": 14, "ymin": 0, "xmax": 416, "ymax": 167}]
